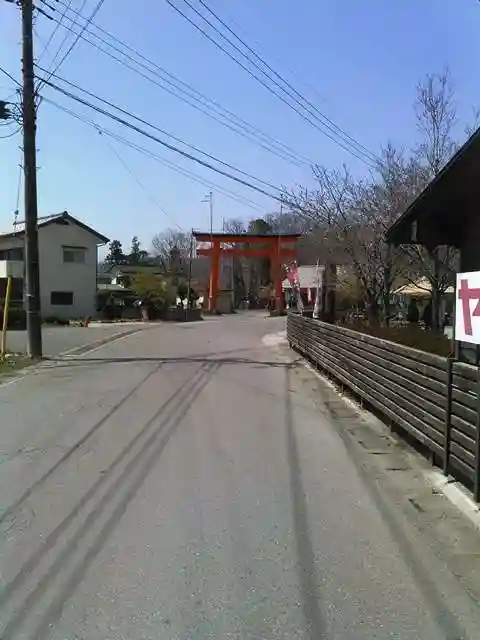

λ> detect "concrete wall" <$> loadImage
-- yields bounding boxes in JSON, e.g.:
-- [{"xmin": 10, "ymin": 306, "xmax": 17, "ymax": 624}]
[
  {"xmin": 0, "ymin": 236, "xmax": 23, "ymax": 254},
  {"xmin": 0, "ymin": 220, "xmax": 103, "ymax": 319},
  {"xmin": 38, "ymin": 220, "xmax": 101, "ymax": 319}
]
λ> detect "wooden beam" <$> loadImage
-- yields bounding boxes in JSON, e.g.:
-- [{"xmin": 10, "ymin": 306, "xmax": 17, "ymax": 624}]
[
  {"xmin": 193, "ymin": 233, "xmax": 300, "ymax": 244},
  {"xmin": 197, "ymin": 247, "xmax": 296, "ymax": 258}
]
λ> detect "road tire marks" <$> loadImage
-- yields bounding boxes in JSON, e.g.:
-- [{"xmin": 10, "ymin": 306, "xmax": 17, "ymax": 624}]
[
  {"xmin": 0, "ymin": 362, "xmax": 218, "ymax": 640},
  {"xmin": 0, "ymin": 363, "xmax": 163, "ymax": 528}
]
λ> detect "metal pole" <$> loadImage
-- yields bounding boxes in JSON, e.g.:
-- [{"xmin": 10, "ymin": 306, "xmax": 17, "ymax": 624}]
[
  {"xmin": 209, "ymin": 191, "xmax": 213, "ymax": 240},
  {"xmin": 186, "ymin": 231, "xmax": 193, "ymax": 320},
  {"xmin": 21, "ymin": 0, "xmax": 42, "ymax": 358},
  {"xmin": 1, "ymin": 276, "xmax": 12, "ymax": 358}
]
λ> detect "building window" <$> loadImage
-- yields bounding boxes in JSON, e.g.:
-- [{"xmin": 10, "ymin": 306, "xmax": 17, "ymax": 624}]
[
  {"xmin": 63, "ymin": 246, "xmax": 86, "ymax": 264},
  {"xmin": 0, "ymin": 247, "xmax": 24, "ymax": 261},
  {"xmin": 51, "ymin": 291, "xmax": 74, "ymax": 306}
]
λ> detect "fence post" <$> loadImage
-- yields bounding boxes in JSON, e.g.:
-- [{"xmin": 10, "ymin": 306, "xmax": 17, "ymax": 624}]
[
  {"xmin": 302, "ymin": 316, "xmax": 308, "ymax": 357},
  {"xmin": 475, "ymin": 367, "xmax": 480, "ymax": 503},
  {"xmin": 443, "ymin": 356, "xmax": 453, "ymax": 476}
]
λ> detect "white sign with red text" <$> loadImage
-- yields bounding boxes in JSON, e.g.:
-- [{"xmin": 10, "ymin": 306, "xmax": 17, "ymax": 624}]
[{"xmin": 455, "ymin": 271, "xmax": 480, "ymax": 344}]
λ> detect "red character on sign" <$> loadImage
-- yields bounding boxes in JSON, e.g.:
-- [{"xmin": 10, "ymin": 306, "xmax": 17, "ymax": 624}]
[{"xmin": 458, "ymin": 278, "xmax": 480, "ymax": 335}]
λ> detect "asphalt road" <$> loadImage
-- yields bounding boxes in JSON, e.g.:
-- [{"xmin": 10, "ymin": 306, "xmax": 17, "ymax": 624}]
[
  {"xmin": 1, "ymin": 312, "xmax": 480, "ymax": 639},
  {"xmin": 5, "ymin": 323, "xmax": 144, "ymax": 357}
]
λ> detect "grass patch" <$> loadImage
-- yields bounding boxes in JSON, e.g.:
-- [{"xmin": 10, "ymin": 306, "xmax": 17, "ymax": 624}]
[{"xmin": 0, "ymin": 354, "xmax": 32, "ymax": 379}]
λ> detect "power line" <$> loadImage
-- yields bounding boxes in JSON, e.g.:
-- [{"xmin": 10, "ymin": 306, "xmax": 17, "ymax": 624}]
[
  {"xmin": 178, "ymin": 0, "xmax": 378, "ymax": 165},
  {"xmin": 41, "ymin": 96, "xmax": 266, "ymax": 212},
  {"xmin": 0, "ymin": 65, "xmax": 21, "ymax": 87},
  {"xmin": 48, "ymin": 0, "xmax": 106, "ymax": 77},
  {"xmin": 100, "ymin": 134, "xmax": 184, "ymax": 231},
  {"xmin": 184, "ymin": 0, "xmax": 377, "ymax": 164},
  {"xmin": 0, "ymin": 128, "xmax": 21, "ymax": 139},
  {"xmin": 38, "ymin": 0, "xmax": 107, "ymax": 93},
  {"xmin": 37, "ymin": 0, "xmax": 313, "ymax": 168},
  {"xmin": 37, "ymin": 79, "xmax": 283, "ymax": 201},
  {"xmin": 196, "ymin": 0, "xmax": 376, "ymax": 162},
  {"xmin": 37, "ymin": 66, "xmax": 281, "ymax": 191},
  {"xmin": 202, "ymin": 4, "xmax": 331, "ymax": 117},
  {"xmin": 106, "ymin": 134, "xmax": 266, "ymax": 212},
  {"xmin": 166, "ymin": 0, "xmax": 377, "ymax": 167},
  {"xmin": 36, "ymin": 0, "xmax": 75, "ymax": 63},
  {"xmin": 37, "ymin": 0, "xmax": 89, "ymax": 91},
  {"xmin": 61, "ymin": 29, "xmax": 306, "ymax": 168}
]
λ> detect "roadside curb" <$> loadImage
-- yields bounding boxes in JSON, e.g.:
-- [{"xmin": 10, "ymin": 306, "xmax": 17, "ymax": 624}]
[
  {"xmin": 424, "ymin": 470, "xmax": 480, "ymax": 531},
  {"xmin": 0, "ymin": 326, "xmax": 150, "ymax": 389}
]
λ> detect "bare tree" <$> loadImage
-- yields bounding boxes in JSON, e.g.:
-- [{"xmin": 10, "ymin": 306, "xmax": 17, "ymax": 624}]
[
  {"xmin": 283, "ymin": 146, "xmax": 425, "ymax": 323},
  {"xmin": 223, "ymin": 218, "xmax": 246, "ymax": 234},
  {"xmin": 408, "ymin": 69, "xmax": 460, "ymax": 329},
  {"xmin": 222, "ymin": 218, "xmax": 248, "ymax": 303},
  {"xmin": 280, "ymin": 69, "xmax": 476, "ymax": 329},
  {"xmin": 414, "ymin": 69, "xmax": 458, "ymax": 177},
  {"xmin": 151, "ymin": 229, "xmax": 191, "ymax": 269},
  {"xmin": 284, "ymin": 165, "xmax": 385, "ymax": 319}
]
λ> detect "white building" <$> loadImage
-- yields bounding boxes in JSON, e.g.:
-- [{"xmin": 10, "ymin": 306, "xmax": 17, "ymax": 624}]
[{"xmin": 0, "ymin": 211, "xmax": 109, "ymax": 319}]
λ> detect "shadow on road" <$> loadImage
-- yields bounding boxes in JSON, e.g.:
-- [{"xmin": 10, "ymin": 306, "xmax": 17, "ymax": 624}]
[
  {"xmin": 42, "ymin": 345, "xmax": 302, "ymax": 371},
  {"xmin": 284, "ymin": 367, "xmax": 328, "ymax": 639},
  {"xmin": 0, "ymin": 362, "xmax": 219, "ymax": 640}
]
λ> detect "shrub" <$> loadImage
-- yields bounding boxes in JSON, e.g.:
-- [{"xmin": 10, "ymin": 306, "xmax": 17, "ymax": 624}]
[
  {"xmin": 130, "ymin": 273, "xmax": 175, "ymax": 315},
  {"xmin": 345, "ymin": 322, "xmax": 451, "ymax": 357},
  {"xmin": 42, "ymin": 315, "xmax": 70, "ymax": 326}
]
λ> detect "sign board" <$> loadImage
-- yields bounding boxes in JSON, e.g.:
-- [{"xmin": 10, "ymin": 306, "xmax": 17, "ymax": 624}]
[{"xmin": 455, "ymin": 271, "xmax": 480, "ymax": 344}]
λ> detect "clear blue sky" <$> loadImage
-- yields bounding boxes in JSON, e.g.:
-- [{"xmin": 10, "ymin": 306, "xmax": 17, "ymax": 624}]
[{"xmin": 1, "ymin": 0, "xmax": 479, "ymax": 254}]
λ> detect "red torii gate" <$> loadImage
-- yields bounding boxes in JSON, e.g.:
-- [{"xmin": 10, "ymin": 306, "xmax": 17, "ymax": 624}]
[{"xmin": 193, "ymin": 231, "xmax": 301, "ymax": 312}]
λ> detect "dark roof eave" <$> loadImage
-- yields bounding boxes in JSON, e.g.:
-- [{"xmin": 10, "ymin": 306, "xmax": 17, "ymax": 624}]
[
  {"xmin": 385, "ymin": 126, "xmax": 480, "ymax": 245},
  {"xmin": 0, "ymin": 212, "xmax": 109, "ymax": 244}
]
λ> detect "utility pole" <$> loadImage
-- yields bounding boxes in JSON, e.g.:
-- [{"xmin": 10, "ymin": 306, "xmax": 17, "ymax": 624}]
[
  {"xmin": 201, "ymin": 191, "xmax": 213, "ymax": 236},
  {"xmin": 202, "ymin": 191, "xmax": 215, "ymax": 309},
  {"xmin": 186, "ymin": 230, "xmax": 193, "ymax": 320},
  {"xmin": 21, "ymin": 0, "xmax": 42, "ymax": 358}
]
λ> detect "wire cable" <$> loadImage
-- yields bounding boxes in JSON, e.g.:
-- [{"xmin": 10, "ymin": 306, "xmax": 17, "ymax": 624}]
[
  {"xmin": 37, "ymin": 79, "xmax": 283, "ymax": 201},
  {"xmin": 50, "ymin": 0, "xmax": 106, "ymax": 76},
  {"xmin": 166, "ymin": 0, "xmax": 376, "ymax": 166},
  {"xmin": 39, "ymin": 0, "xmax": 107, "ymax": 93},
  {"xmin": 37, "ymin": 0, "xmax": 313, "ymax": 168},
  {"xmin": 37, "ymin": 66, "xmax": 281, "ymax": 191},
  {"xmin": 36, "ymin": 0, "xmax": 75, "ymax": 63},
  {"xmin": 100, "ymin": 134, "xmax": 184, "ymax": 231},
  {"xmin": 38, "ymin": 0, "xmax": 89, "ymax": 91},
  {"xmin": 0, "ymin": 127, "xmax": 21, "ymax": 139},
  {"xmin": 196, "ymin": 0, "xmax": 376, "ymax": 162},
  {"xmin": 0, "ymin": 66, "xmax": 21, "ymax": 88},
  {"xmin": 37, "ymin": 20, "xmax": 306, "ymax": 167}
]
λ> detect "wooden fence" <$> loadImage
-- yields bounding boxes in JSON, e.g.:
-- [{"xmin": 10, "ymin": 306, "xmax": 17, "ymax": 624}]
[{"xmin": 287, "ymin": 313, "xmax": 480, "ymax": 501}]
